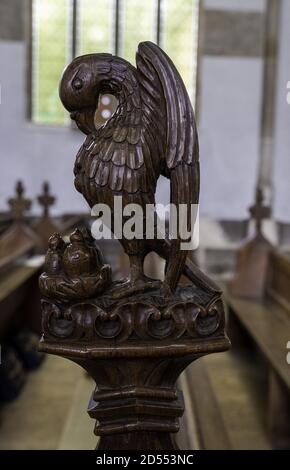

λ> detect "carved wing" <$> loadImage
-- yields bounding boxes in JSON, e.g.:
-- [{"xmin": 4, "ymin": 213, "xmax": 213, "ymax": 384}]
[
  {"xmin": 74, "ymin": 59, "xmax": 160, "ymax": 201},
  {"xmin": 136, "ymin": 41, "xmax": 200, "ymax": 236}
]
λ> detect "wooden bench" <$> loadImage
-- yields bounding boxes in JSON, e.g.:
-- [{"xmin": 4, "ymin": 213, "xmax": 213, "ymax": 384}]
[
  {"xmin": 0, "ymin": 212, "xmax": 13, "ymax": 235},
  {"xmin": 178, "ymin": 361, "xmax": 232, "ymax": 449},
  {"xmin": 223, "ymin": 250, "xmax": 290, "ymax": 449},
  {"xmin": 0, "ymin": 224, "xmax": 38, "ymax": 270},
  {"xmin": 0, "ymin": 260, "xmax": 43, "ymax": 339},
  {"xmin": 0, "ymin": 181, "xmax": 90, "ymax": 350}
]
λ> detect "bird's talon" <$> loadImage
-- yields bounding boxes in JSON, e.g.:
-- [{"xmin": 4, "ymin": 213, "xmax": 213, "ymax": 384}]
[{"xmin": 160, "ymin": 283, "xmax": 174, "ymax": 299}]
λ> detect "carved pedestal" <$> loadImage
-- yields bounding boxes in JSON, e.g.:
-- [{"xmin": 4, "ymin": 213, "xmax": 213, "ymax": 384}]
[
  {"xmin": 39, "ymin": 266, "xmax": 229, "ymax": 450},
  {"xmin": 39, "ymin": 39, "xmax": 230, "ymax": 450}
]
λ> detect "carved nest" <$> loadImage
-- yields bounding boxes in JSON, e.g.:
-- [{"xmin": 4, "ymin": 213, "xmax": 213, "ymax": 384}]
[{"xmin": 39, "ymin": 264, "xmax": 112, "ymax": 302}]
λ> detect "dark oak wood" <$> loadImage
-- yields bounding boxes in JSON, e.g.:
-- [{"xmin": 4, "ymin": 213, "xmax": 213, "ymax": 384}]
[
  {"xmin": 0, "ymin": 212, "xmax": 13, "ymax": 235},
  {"xmin": 0, "ymin": 181, "xmax": 87, "ymax": 342},
  {"xmin": 223, "ymin": 248, "xmax": 290, "ymax": 448},
  {"xmin": 182, "ymin": 360, "xmax": 232, "ymax": 450},
  {"xmin": 37, "ymin": 181, "xmax": 55, "ymax": 218},
  {"xmin": 231, "ymin": 187, "xmax": 272, "ymax": 299},
  {"xmin": 224, "ymin": 288, "xmax": 290, "ymax": 392},
  {"xmin": 249, "ymin": 187, "xmax": 271, "ymax": 236},
  {"xmin": 39, "ymin": 41, "xmax": 229, "ymax": 450},
  {"xmin": 0, "ymin": 181, "xmax": 40, "ymax": 270},
  {"xmin": 59, "ymin": 40, "xmax": 220, "ymax": 299},
  {"xmin": 7, "ymin": 180, "xmax": 31, "ymax": 222},
  {"xmin": 39, "ymin": 228, "xmax": 228, "ymax": 451},
  {"xmin": 0, "ymin": 261, "xmax": 42, "ymax": 338},
  {"xmin": 0, "ymin": 224, "xmax": 36, "ymax": 270},
  {"xmin": 0, "ymin": 182, "xmax": 45, "ymax": 339},
  {"xmin": 266, "ymin": 251, "xmax": 290, "ymax": 312},
  {"xmin": 268, "ymin": 369, "xmax": 290, "ymax": 450}
]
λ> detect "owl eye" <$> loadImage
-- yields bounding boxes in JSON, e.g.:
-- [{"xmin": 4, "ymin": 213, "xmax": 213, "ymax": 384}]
[{"xmin": 73, "ymin": 78, "xmax": 83, "ymax": 90}]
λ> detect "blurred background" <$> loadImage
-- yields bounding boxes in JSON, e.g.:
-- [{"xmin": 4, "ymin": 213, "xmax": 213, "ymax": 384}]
[{"xmin": 0, "ymin": 0, "xmax": 289, "ymax": 450}]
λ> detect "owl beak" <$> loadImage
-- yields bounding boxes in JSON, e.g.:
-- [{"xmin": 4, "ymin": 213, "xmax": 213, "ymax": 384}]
[{"xmin": 71, "ymin": 108, "xmax": 96, "ymax": 135}]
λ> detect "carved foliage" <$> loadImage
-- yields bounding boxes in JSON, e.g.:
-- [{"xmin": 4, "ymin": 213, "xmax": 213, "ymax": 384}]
[{"xmin": 41, "ymin": 292, "xmax": 224, "ymax": 343}]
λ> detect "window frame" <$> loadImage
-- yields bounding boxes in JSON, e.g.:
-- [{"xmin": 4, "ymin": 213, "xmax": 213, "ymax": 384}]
[{"xmin": 27, "ymin": 0, "xmax": 201, "ymax": 126}]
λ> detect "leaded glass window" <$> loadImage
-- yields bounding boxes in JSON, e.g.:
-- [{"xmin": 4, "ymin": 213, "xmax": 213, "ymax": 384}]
[{"xmin": 31, "ymin": 0, "xmax": 200, "ymax": 125}]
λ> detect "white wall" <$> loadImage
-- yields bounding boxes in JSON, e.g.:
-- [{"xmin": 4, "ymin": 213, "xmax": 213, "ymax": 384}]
[
  {"xmin": 272, "ymin": 0, "xmax": 290, "ymax": 222},
  {"xmin": 2, "ymin": 0, "xmax": 288, "ymax": 224},
  {"xmin": 137, "ymin": 0, "xmax": 267, "ymax": 220},
  {"xmin": 0, "ymin": 40, "xmax": 87, "ymax": 216},
  {"xmin": 199, "ymin": 57, "xmax": 263, "ymax": 219},
  {"xmin": 198, "ymin": 0, "xmax": 266, "ymax": 220},
  {"xmin": 204, "ymin": 0, "xmax": 265, "ymax": 12}
]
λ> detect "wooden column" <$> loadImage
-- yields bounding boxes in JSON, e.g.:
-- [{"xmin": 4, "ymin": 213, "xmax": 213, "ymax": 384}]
[
  {"xmin": 38, "ymin": 40, "xmax": 230, "ymax": 450},
  {"xmin": 39, "ymin": 291, "xmax": 229, "ymax": 450},
  {"xmin": 39, "ymin": 231, "xmax": 229, "ymax": 451}
]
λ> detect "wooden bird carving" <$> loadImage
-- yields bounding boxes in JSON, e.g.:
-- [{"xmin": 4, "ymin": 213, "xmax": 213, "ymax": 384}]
[{"xmin": 59, "ymin": 41, "xmax": 220, "ymax": 297}]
